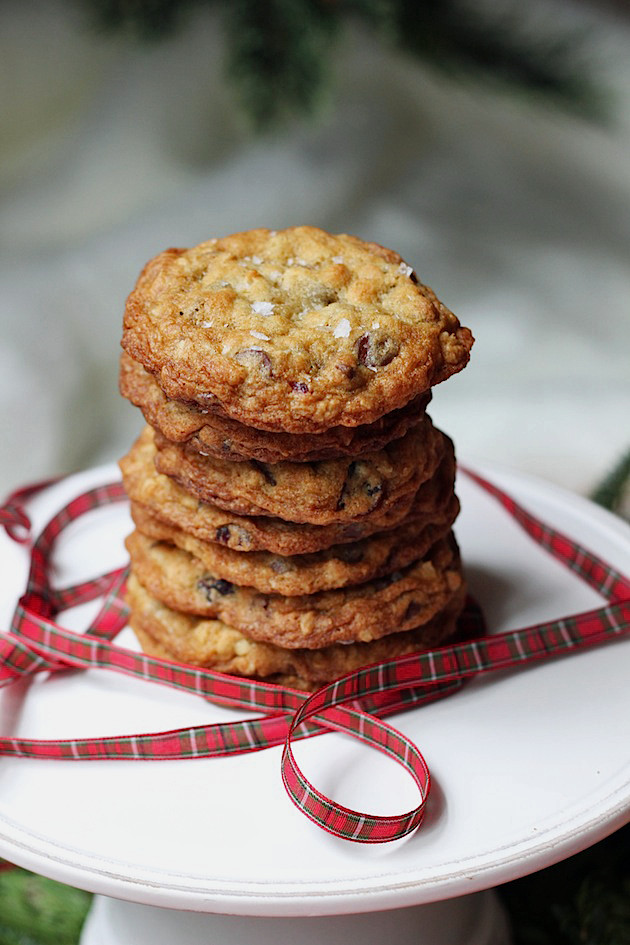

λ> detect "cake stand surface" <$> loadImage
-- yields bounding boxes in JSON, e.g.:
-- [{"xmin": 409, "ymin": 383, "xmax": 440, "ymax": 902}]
[{"xmin": 0, "ymin": 462, "xmax": 628, "ymax": 944}]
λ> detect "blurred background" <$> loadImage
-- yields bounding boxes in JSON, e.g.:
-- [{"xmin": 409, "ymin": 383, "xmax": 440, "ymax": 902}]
[{"xmin": 1, "ymin": 0, "xmax": 629, "ymax": 502}]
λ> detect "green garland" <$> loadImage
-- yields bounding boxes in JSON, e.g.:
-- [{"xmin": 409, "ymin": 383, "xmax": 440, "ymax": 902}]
[{"xmin": 84, "ymin": 0, "xmax": 606, "ymax": 128}]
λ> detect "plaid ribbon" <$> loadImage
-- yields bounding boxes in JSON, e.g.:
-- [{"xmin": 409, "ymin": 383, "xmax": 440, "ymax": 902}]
[{"xmin": 0, "ymin": 469, "xmax": 629, "ymax": 843}]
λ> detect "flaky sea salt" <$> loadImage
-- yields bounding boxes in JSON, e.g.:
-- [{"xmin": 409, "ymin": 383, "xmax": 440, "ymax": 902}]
[
  {"xmin": 251, "ymin": 255, "xmax": 262, "ymax": 265},
  {"xmin": 250, "ymin": 330, "xmax": 270, "ymax": 341},
  {"xmin": 399, "ymin": 262, "xmax": 414, "ymax": 277},
  {"xmin": 371, "ymin": 320, "xmax": 380, "ymax": 329},
  {"xmin": 201, "ymin": 320, "xmax": 214, "ymax": 328},
  {"xmin": 252, "ymin": 300, "xmax": 274, "ymax": 317},
  {"xmin": 333, "ymin": 318, "xmax": 351, "ymax": 338},
  {"xmin": 331, "ymin": 255, "xmax": 344, "ymax": 264}
]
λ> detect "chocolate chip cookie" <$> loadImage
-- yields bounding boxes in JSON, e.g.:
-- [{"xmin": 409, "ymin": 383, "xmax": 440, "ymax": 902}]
[
  {"xmin": 119, "ymin": 424, "xmax": 457, "ymax": 555},
  {"xmin": 152, "ymin": 418, "xmax": 444, "ymax": 525},
  {"xmin": 122, "ymin": 226, "xmax": 473, "ymax": 433},
  {"xmin": 120, "ymin": 351, "xmax": 431, "ymax": 463},
  {"xmin": 126, "ymin": 532, "xmax": 464, "ymax": 648},
  {"xmin": 127, "ymin": 573, "xmax": 465, "ymax": 690},
  {"xmin": 127, "ymin": 486, "xmax": 458, "ymax": 596}
]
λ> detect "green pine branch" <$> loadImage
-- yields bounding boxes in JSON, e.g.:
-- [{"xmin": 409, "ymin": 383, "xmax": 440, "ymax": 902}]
[
  {"xmin": 221, "ymin": 0, "xmax": 340, "ymax": 130},
  {"xmin": 82, "ymin": 0, "xmax": 608, "ymax": 129},
  {"xmin": 590, "ymin": 447, "xmax": 630, "ymax": 519}
]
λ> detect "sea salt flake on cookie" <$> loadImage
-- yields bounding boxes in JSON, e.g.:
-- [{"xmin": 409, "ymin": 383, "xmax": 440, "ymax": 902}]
[
  {"xmin": 333, "ymin": 318, "xmax": 351, "ymax": 338},
  {"xmin": 252, "ymin": 301, "xmax": 274, "ymax": 317}
]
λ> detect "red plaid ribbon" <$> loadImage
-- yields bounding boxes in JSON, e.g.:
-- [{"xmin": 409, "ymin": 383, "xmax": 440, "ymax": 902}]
[{"xmin": 0, "ymin": 469, "xmax": 629, "ymax": 843}]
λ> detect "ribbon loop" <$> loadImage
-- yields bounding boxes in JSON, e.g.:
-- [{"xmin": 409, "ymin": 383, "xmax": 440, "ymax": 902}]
[{"xmin": 0, "ymin": 468, "xmax": 628, "ymax": 843}]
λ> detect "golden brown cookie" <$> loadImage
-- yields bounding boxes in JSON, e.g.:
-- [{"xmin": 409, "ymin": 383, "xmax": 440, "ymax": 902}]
[
  {"xmin": 127, "ymin": 574, "xmax": 465, "ymax": 690},
  {"xmin": 127, "ymin": 487, "xmax": 459, "ymax": 596},
  {"xmin": 120, "ymin": 351, "xmax": 431, "ymax": 463},
  {"xmin": 152, "ymin": 419, "xmax": 444, "ymax": 525},
  {"xmin": 122, "ymin": 226, "xmax": 473, "ymax": 433},
  {"xmin": 126, "ymin": 532, "xmax": 463, "ymax": 648},
  {"xmin": 119, "ymin": 425, "xmax": 457, "ymax": 555}
]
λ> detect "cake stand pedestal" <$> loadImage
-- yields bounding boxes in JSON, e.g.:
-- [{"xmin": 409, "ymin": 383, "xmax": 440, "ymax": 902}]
[
  {"xmin": 0, "ymin": 464, "xmax": 628, "ymax": 945},
  {"xmin": 80, "ymin": 890, "xmax": 510, "ymax": 945}
]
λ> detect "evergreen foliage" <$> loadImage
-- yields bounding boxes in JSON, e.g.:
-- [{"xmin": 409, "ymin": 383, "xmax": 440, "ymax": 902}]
[{"xmin": 84, "ymin": 0, "xmax": 606, "ymax": 128}]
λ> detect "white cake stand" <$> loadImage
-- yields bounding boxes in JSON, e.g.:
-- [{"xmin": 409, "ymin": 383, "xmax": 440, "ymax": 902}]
[{"xmin": 0, "ymin": 463, "xmax": 628, "ymax": 945}]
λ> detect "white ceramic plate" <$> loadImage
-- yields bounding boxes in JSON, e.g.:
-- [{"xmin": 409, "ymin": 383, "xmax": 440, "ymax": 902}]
[{"xmin": 0, "ymin": 463, "xmax": 628, "ymax": 916}]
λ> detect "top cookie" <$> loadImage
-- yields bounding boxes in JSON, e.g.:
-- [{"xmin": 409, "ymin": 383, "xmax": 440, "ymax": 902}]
[{"xmin": 122, "ymin": 226, "xmax": 473, "ymax": 433}]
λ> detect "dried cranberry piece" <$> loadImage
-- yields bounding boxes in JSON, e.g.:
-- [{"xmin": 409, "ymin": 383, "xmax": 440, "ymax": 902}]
[{"xmin": 290, "ymin": 381, "xmax": 309, "ymax": 393}]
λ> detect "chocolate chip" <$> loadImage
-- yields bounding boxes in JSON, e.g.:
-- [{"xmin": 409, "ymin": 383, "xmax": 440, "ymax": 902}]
[
  {"xmin": 235, "ymin": 348, "xmax": 272, "ymax": 376},
  {"xmin": 356, "ymin": 332, "xmax": 399, "ymax": 368},
  {"xmin": 339, "ymin": 524, "xmax": 367, "ymax": 540},
  {"xmin": 198, "ymin": 576, "xmax": 234, "ymax": 598},
  {"xmin": 334, "ymin": 544, "xmax": 365, "ymax": 564},
  {"xmin": 337, "ymin": 461, "xmax": 384, "ymax": 511},
  {"xmin": 404, "ymin": 600, "xmax": 422, "ymax": 622},
  {"xmin": 251, "ymin": 459, "xmax": 277, "ymax": 486},
  {"xmin": 269, "ymin": 557, "xmax": 294, "ymax": 574},
  {"xmin": 371, "ymin": 570, "xmax": 403, "ymax": 592},
  {"xmin": 336, "ymin": 362, "xmax": 356, "ymax": 380},
  {"xmin": 214, "ymin": 524, "xmax": 252, "ymax": 550}
]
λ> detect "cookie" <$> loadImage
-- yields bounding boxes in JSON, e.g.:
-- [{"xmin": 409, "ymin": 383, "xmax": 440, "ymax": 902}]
[
  {"xmin": 152, "ymin": 419, "xmax": 444, "ymax": 525},
  {"xmin": 126, "ymin": 532, "xmax": 464, "ymax": 648},
  {"xmin": 127, "ymin": 488, "xmax": 459, "ymax": 595},
  {"xmin": 122, "ymin": 226, "xmax": 473, "ymax": 433},
  {"xmin": 120, "ymin": 351, "xmax": 431, "ymax": 463},
  {"xmin": 127, "ymin": 574, "xmax": 466, "ymax": 690},
  {"xmin": 119, "ymin": 425, "xmax": 457, "ymax": 555}
]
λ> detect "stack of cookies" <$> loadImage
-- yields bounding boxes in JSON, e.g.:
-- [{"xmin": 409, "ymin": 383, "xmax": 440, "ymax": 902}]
[{"xmin": 118, "ymin": 226, "xmax": 473, "ymax": 690}]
